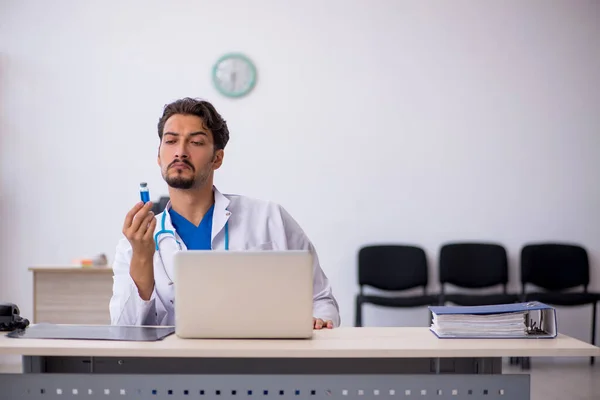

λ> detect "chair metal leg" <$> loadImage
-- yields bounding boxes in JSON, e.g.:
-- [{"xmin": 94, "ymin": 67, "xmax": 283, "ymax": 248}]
[
  {"xmin": 355, "ymin": 297, "xmax": 363, "ymax": 327},
  {"xmin": 591, "ymin": 301, "xmax": 597, "ymax": 365}
]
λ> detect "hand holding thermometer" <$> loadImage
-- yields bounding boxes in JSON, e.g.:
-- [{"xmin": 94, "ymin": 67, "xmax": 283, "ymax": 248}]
[{"xmin": 139, "ymin": 182, "xmax": 150, "ymax": 204}]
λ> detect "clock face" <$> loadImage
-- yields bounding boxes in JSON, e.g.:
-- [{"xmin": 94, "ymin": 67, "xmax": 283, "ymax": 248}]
[{"xmin": 212, "ymin": 53, "xmax": 257, "ymax": 98}]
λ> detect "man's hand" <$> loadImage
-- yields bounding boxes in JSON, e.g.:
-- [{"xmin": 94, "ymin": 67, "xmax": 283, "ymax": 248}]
[
  {"xmin": 313, "ymin": 318, "xmax": 334, "ymax": 329},
  {"xmin": 123, "ymin": 201, "xmax": 157, "ymax": 300}
]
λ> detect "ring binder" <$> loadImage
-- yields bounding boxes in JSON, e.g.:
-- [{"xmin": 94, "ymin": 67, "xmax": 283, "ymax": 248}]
[{"xmin": 428, "ymin": 302, "xmax": 558, "ymax": 339}]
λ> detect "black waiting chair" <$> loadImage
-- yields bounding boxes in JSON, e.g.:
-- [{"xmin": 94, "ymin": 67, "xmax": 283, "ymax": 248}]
[
  {"xmin": 151, "ymin": 196, "xmax": 170, "ymax": 215},
  {"xmin": 439, "ymin": 242, "xmax": 519, "ymax": 306},
  {"xmin": 355, "ymin": 245, "xmax": 439, "ymax": 327},
  {"xmin": 520, "ymin": 243, "xmax": 599, "ymax": 365}
]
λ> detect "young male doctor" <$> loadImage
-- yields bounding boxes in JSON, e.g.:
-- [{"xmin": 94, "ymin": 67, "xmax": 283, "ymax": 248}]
[{"xmin": 109, "ymin": 97, "xmax": 340, "ymax": 329}]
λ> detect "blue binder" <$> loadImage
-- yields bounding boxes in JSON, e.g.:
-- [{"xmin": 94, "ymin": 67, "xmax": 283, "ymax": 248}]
[{"xmin": 428, "ymin": 301, "xmax": 557, "ymax": 339}]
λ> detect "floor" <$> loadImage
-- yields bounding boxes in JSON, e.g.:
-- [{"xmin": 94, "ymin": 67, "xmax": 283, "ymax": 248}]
[
  {"xmin": 0, "ymin": 357, "xmax": 598, "ymax": 399},
  {"xmin": 503, "ymin": 357, "xmax": 600, "ymax": 400}
]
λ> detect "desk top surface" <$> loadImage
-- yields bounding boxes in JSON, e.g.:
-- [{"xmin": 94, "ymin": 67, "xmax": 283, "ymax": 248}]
[{"xmin": 1, "ymin": 327, "xmax": 599, "ymax": 358}]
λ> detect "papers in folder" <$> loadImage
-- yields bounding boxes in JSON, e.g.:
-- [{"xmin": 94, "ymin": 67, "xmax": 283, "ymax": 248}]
[{"xmin": 428, "ymin": 302, "xmax": 557, "ymax": 339}]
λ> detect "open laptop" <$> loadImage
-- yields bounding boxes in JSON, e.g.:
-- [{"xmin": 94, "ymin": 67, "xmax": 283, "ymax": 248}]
[{"xmin": 173, "ymin": 250, "xmax": 314, "ymax": 339}]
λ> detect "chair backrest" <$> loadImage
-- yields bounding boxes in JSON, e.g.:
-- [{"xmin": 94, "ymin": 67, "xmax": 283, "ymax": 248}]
[
  {"xmin": 521, "ymin": 243, "xmax": 589, "ymax": 291},
  {"xmin": 439, "ymin": 243, "xmax": 508, "ymax": 289},
  {"xmin": 151, "ymin": 196, "xmax": 170, "ymax": 215},
  {"xmin": 358, "ymin": 245, "xmax": 428, "ymax": 291}
]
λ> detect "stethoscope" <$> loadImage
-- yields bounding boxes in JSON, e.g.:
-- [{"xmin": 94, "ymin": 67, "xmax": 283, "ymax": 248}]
[{"xmin": 154, "ymin": 210, "xmax": 229, "ymax": 285}]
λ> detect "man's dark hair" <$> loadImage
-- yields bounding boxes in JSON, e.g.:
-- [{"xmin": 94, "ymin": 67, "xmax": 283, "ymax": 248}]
[{"xmin": 157, "ymin": 97, "xmax": 230, "ymax": 150}]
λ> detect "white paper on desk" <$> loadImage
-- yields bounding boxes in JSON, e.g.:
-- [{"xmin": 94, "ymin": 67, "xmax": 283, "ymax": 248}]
[{"xmin": 431, "ymin": 311, "xmax": 528, "ymax": 337}]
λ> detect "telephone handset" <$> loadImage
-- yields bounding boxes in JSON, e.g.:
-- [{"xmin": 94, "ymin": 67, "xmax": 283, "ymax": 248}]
[{"xmin": 0, "ymin": 302, "xmax": 30, "ymax": 331}]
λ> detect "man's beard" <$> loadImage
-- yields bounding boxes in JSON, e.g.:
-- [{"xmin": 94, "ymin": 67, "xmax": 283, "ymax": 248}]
[
  {"xmin": 163, "ymin": 159, "xmax": 212, "ymax": 189},
  {"xmin": 165, "ymin": 174, "xmax": 196, "ymax": 189}
]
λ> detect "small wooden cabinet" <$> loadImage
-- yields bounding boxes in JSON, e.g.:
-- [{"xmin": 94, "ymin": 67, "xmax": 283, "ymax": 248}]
[{"xmin": 29, "ymin": 267, "xmax": 114, "ymax": 325}]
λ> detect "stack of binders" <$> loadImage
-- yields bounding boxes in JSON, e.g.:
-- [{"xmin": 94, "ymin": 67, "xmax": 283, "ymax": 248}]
[{"xmin": 428, "ymin": 302, "xmax": 557, "ymax": 339}]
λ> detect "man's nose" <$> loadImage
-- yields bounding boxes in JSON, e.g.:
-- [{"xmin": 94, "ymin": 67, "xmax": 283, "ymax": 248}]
[{"xmin": 175, "ymin": 143, "xmax": 189, "ymax": 158}]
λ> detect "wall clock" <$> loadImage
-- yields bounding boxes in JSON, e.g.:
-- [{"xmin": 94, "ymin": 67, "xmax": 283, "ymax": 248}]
[{"xmin": 212, "ymin": 53, "xmax": 257, "ymax": 98}]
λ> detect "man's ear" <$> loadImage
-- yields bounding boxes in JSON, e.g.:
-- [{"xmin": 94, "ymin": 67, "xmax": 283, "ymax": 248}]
[
  {"xmin": 157, "ymin": 142, "xmax": 163, "ymax": 166},
  {"xmin": 212, "ymin": 149, "xmax": 224, "ymax": 170}
]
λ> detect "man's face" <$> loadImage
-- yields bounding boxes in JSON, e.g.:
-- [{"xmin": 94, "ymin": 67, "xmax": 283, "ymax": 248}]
[{"xmin": 157, "ymin": 114, "xmax": 223, "ymax": 190}]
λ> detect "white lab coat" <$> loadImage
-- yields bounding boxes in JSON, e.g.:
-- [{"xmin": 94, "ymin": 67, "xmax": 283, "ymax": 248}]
[{"xmin": 109, "ymin": 186, "xmax": 340, "ymax": 327}]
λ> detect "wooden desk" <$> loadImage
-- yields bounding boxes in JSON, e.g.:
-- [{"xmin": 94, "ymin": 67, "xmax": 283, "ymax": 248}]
[
  {"xmin": 0, "ymin": 327, "xmax": 597, "ymax": 359},
  {"xmin": 1, "ymin": 327, "xmax": 599, "ymax": 399},
  {"xmin": 29, "ymin": 267, "xmax": 113, "ymax": 325}
]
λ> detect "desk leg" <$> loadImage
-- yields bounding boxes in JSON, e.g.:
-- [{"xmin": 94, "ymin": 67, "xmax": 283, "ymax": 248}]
[
  {"xmin": 22, "ymin": 356, "xmax": 45, "ymax": 373},
  {"xmin": 475, "ymin": 357, "xmax": 503, "ymax": 374}
]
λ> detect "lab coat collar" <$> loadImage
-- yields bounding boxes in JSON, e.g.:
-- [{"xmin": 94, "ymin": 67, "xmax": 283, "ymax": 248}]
[
  {"xmin": 159, "ymin": 186, "xmax": 230, "ymax": 246},
  {"xmin": 156, "ymin": 200, "xmax": 185, "ymax": 247},
  {"xmin": 159, "ymin": 200, "xmax": 174, "ymax": 230},
  {"xmin": 212, "ymin": 186, "xmax": 231, "ymax": 245}
]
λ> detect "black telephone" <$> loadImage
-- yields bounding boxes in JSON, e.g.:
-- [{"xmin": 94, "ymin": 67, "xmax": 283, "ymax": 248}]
[{"xmin": 0, "ymin": 302, "xmax": 30, "ymax": 331}]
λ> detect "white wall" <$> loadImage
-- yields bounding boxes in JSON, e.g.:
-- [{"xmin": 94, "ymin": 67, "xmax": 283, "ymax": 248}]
[{"xmin": 1, "ymin": 0, "xmax": 599, "ymax": 345}]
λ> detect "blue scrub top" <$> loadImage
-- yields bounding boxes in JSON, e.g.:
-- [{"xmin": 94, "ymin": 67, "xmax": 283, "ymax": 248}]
[{"xmin": 168, "ymin": 204, "xmax": 214, "ymax": 250}]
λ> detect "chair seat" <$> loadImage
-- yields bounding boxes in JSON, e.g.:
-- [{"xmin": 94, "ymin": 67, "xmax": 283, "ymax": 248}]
[
  {"xmin": 525, "ymin": 292, "xmax": 600, "ymax": 306},
  {"xmin": 358, "ymin": 294, "xmax": 439, "ymax": 308},
  {"xmin": 443, "ymin": 293, "xmax": 519, "ymax": 306}
]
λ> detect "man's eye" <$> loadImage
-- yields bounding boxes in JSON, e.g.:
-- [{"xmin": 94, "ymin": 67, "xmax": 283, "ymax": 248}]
[
  {"xmin": 165, "ymin": 140, "xmax": 176, "ymax": 144},
  {"xmin": 191, "ymin": 141, "xmax": 204, "ymax": 146}
]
